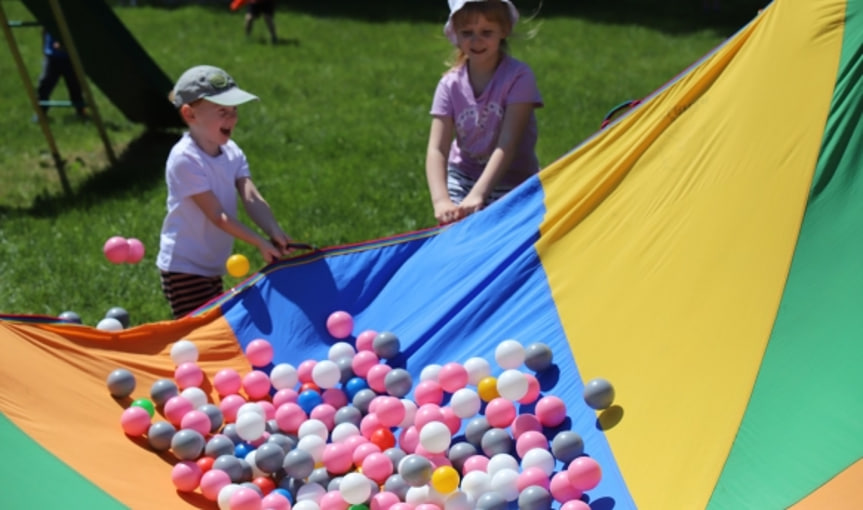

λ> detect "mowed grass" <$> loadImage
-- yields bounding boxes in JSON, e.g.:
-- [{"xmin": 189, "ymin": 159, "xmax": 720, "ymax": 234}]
[{"xmin": 0, "ymin": 0, "xmax": 758, "ymax": 325}]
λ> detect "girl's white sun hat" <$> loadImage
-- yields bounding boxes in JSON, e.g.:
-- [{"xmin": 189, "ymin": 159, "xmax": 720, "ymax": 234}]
[{"xmin": 443, "ymin": 0, "xmax": 520, "ymax": 45}]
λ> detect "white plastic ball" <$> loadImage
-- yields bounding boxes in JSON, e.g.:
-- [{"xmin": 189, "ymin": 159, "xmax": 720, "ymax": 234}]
[
  {"xmin": 235, "ymin": 412, "xmax": 265, "ymax": 442},
  {"xmin": 297, "ymin": 435, "xmax": 326, "ymax": 463},
  {"xmin": 490, "ymin": 468, "xmax": 520, "ymax": 502},
  {"xmin": 298, "ymin": 418, "xmax": 329, "ymax": 441},
  {"xmin": 405, "ymin": 485, "xmax": 433, "ymax": 506},
  {"xmin": 460, "ymin": 471, "xmax": 491, "ymax": 500},
  {"xmin": 237, "ymin": 402, "xmax": 264, "ymax": 418},
  {"xmin": 311, "ymin": 359, "xmax": 341, "ymax": 389},
  {"xmin": 520, "ymin": 448, "xmax": 556, "ymax": 476},
  {"xmin": 328, "ymin": 342, "xmax": 356, "ymax": 362},
  {"xmin": 419, "ymin": 420, "xmax": 452, "ymax": 454},
  {"xmin": 293, "ymin": 501, "xmax": 322, "ymax": 510},
  {"xmin": 270, "ymin": 363, "xmax": 299, "ymax": 390},
  {"xmin": 217, "ymin": 483, "xmax": 241, "ymax": 510},
  {"xmin": 170, "ymin": 339, "xmax": 199, "ymax": 365},
  {"xmin": 420, "ymin": 364, "xmax": 442, "ymax": 382},
  {"xmin": 180, "ymin": 387, "xmax": 208, "ymax": 409},
  {"xmin": 340, "ymin": 472, "xmax": 372, "ymax": 504},
  {"xmin": 444, "ymin": 490, "xmax": 473, "ymax": 510},
  {"xmin": 331, "ymin": 422, "xmax": 361, "ymax": 443},
  {"xmin": 450, "ymin": 388, "xmax": 481, "ymax": 419},
  {"xmin": 96, "ymin": 317, "xmax": 123, "ymax": 332},
  {"xmin": 486, "ymin": 453, "xmax": 519, "ymax": 477},
  {"xmin": 494, "ymin": 339, "xmax": 525, "ymax": 369},
  {"xmin": 463, "ymin": 357, "xmax": 491, "ymax": 385},
  {"xmin": 496, "ymin": 369, "xmax": 528, "ymax": 401},
  {"xmin": 297, "ymin": 482, "xmax": 326, "ymax": 503}
]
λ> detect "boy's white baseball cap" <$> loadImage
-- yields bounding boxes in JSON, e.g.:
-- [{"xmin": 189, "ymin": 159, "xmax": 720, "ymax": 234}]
[
  {"xmin": 171, "ymin": 65, "xmax": 259, "ymax": 108},
  {"xmin": 444, "ymin": 0, "xmax": 520, "ymax": 45}
]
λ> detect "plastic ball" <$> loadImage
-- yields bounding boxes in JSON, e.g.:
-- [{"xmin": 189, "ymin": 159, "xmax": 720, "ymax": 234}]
[
  {"xmin": 200, "ymin": 469, "xmax": 232, "ymax": 501},
  {"xmin": 374, "ymin": 396, "xmax": 406, "ymax": 428},
  {"xmin": 120, "ymin": 406, "xmax": 151, "ymax": 436},
  {"xmin": 104, "ymin": 306, "xmax": 130, "ymax": 328},
  {"xmin": 583, "ymin": 377, "xmax": 615, "ymax": 410},
  {"xmin": 312, "ymin": 359, "xmax": 341, "ymax": 389},
  {"xmin": 172, "ymin": 428, "xmax": 206, "ymax": 460},
  {"xmin": 464, "ymin": 416, "xmax": 491, "ymax": 447},
  {"xmin": 430, "ymin": 465, "xmax": 460, "ymax": 494},
  {"xmin": 242, "ymin": 370, "xmax": 272, "ymax": 399},
  {"xmin": 463, "ymin": 357, "xmax": 491, "ymax": 385},
  {"xmin": 270, "ymin": 363, "xmax": 299, "ymax": 390},
  {"xmin": 413, "ymin": 379, "xmax": 444, "ymax": 406},
  {"xmin": 418, "ymin": 421, "xmax": 451, "ymax": 454},
  {"xmin": 560, "ymin": 501, "xmax": 593, "ymax": 510},
  {"xmin": 213, "ymin": 455, "xmax": 246, "ymax": 483},
  {"xmin": 96, "ymin": 317, "xmax": 123, "ymax": 332},
  {"xmin": 58, "ymin": 310, "xmax": 82, "ymax": 324},
  {"xmin": 419, "ymin": 364, "xmax": 442, "ymax": 382},
  {"xmin": 524, "ymin": 342, "xmax": 554, "ymax": 372},
  {"xmin": 494, "ymin": 339, "xmax": 525, "ymax": 369},
  {"xmin": 329, "ymin": 341, "xmax": 356, "ymax": 362},
  {"xmin": 486, "ymin": 453, "xmax": 519, "ymax": 477},
  {"xmin": 130, "ymin": 398, "xmax": 155, "ymax": 417},
  {"xmin": 226, "ymin": 253, "xmax": 250, "ymax": 277},
  {"xmin": 106, "ymin": 368, "xmax": 136, "ymax": 398},
  {"xmin": 322, "ymin": 442, "xmax": 354, "ymax": 474},
  {"xmin": 171, "ymin": 460, "xmax": 203, "ymax": 492},
  {"xmin": 369, "ymin": 427, "xmax": 396, "ymax": 451},
  {"xmin": 340, "ymin": 472, "xmax": 372, "ymax": 504},
  {"xmin": 174, "ymin": 362, "xmax": 204, "ymax": 390},
  {"xmin": 199, "ymin": 404, "xmax": 224, "ymax": 432},
  {"xmin": 521, "ymin": 448, "xmax": 556, "ymax": 476},
  {"xmin": 180, "ymin": 386, "xmax": 208, "ymax": 409},
  {"xmin": 484, "ymin": 398, "xmax": 516, "ymax": 428},
  {"xmin": 326, "ymin": 310, "xmax": 354, "ymax": 339},
  {"xmin": 398, "ymin": 454, "xmax": 433, "ymax": 487},
  {"xmin": 511, "ymin": 413, "xmax": 543, "ymax": 439},
  {"xmin": 550, "ymin": 471, "xmax": 583, "ymax": 503},
  {"xmin": 355, "ymin": 329, "xmax": 377, "ymax": 351},
  {"xmin": 517, "ymin": 485, "xmax": 553, "ymax": 510},
  {"xmin": 516, "ymin": 466, "xmax": 550, "ymax": 492},
  {"xmin": 181, "ymin": 410, "xmax": 212, "ymax": 436},
  {"xmin": 147, "ymin": 420, "xmax": 176, "ymax": 451},
  {"xmin": 245, "ymin": 338, "xmax": 274, "ymax": 367},
  {"xmin": 496, "ymin": 369, "xmax": 528, "ymax": 402},
  {"xmin": 489, "ymin": 468, "xmax": 519, "ymax": 502},
  {"xmin": 447, "ymin": 442, "xmax": 477, "ymax": 473},
  {"xmin": 252, "ymin": 476, "xmax": 276, "ymax": 496},
  {"xmin": 437, "ymin": 362, "xmax": 469, "ymax": 393},
  {"xmin": 219, "ymin": 394, "xmax": 247, "ymax": 423},
  {"xmin": 535, "ymin": 395, "xmax": 567, "ymax": 428},
  {"xmin": 213, "ymin": 368, "xmax": 241, "ymax": 397},
  {"xmin": 476, "ymin": 376, "xmax": 499, "ymax": 402},
  {"xmin": 383, "ymin": 368, "xmax": 413, "ymax": 398},
  {"xmin": 366, "ymin": 364, "xmax": 392, "ymax": 393},
  {"xmin": 461, "ymin": 471, "xmax": 492, "ymax": 501},
  {"xmin": 170, "ymin": 339, "xmax": 199, "ymax": 365},
  {"xmin": 372, "ymin": 331, "xmax": 400, "ymax": 359},
  {"xmin": 480, "ymin": 428, "xmax": 513, "ymax": 457},
  {"xmin": 283, "ymin": 448, "xmax": 316, "ymax": 479},
  {"xmin": 567, "ymin": 456, "xmax": 602, "ymax": 491},
  {"xmin": 103, "ymin": 236, "xmax": 129, "ymax": 264},
  {"xmin": 520, "ymin": 373, "xmax": 541, "ymax": 404},
  {"xmin": 350, "ymin": 351, "xmax": 379, "ymax": 379},
  {"xmin": 551, "ymin": 431, "xmax": 585, "ymax": 464},
  {"xmin": 150, "ymin": 378, "xmax": 179, "ymax": 407},
  {"xmin": 296, "ymin": 435, "xmax": 327, "ymax": 464},
  {"xmin": 125, "ymin": 237, "xmax": 146, "ymax": 264},
  {"xmin": 516, "ymin": 431, "xmax": 548, "ymax": 458},
  {"xmin": 236, "ymin": 411, "xmax": 266, "ymax": 442},
  {"xmin": 261, "ymin": 492, "xmax": 292, "ymax": 510},
  {"xmin": 230, "ymin": 487, "xmax": 263, "ymax": 510},
  {"xmin": 361, "ymin": 452, "xmax": 394, "ymax": 484},
  {"xmin": 449, "ymin": 388, "xmax": 480, "ymax": 419}
]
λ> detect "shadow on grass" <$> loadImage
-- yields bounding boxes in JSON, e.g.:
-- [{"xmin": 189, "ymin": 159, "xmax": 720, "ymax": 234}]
[{"xmin": 0, "ymin": 129, "xmax": 179, "ymax": 219}]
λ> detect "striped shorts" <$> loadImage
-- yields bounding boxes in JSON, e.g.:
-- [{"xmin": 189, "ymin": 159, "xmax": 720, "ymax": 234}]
[
  {"xmin": 159, "ymin": 271, "xmax": 223, "ymax": 319},
  {"xmin": 447, "ymin": 167, "xmax": 514, "ymax": 205}
]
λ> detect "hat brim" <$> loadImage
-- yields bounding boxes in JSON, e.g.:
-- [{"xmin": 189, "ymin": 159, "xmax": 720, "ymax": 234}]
[
  {"xmin": 206, "ymin": 87, "xmax": 259, "ymax": 106},
  {"xmin": 444, "ymin": 0, "xmax": 520, "ymax": 45}
]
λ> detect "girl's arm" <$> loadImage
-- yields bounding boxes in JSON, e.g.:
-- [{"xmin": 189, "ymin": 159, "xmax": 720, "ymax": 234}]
[
  {"xmin": 425, "ymin": 116, "xmax": 462, "ymax": 224},
  {"xmin": 190, "ymin": 187, "xmax": 282, "ymax": 263},
  {"xmin": 459, "ymin": 102, "xmax": 534, "ymax": 214}
]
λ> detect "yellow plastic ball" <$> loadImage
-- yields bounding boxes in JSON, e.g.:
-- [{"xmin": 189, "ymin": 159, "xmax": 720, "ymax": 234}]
[
  {"xmin": 477, "ymin": 376, "xmax": 500, "ymax": 402},
  {"xmin": 430, "ymin": 465, "xmax": 460, "ymax": 494},
  {"xmin": 226, "ymin": 254, "xmax": 250, "ymax": 277}
]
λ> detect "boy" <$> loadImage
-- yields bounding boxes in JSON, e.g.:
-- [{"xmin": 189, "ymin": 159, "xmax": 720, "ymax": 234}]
[{"xmin": 157, "ymin": 65, "xmax": 292, "ymax": 318}]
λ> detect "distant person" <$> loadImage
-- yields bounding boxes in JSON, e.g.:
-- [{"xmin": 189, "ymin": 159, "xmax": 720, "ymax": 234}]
[
  {"xmin": 158, "ymin": 65, "xmax": 293, "ymax": 318},
  {"xmin": 425, "ymin": 0, "xmax": 543, "ymax": 226},
  {"xmin": 35, "ymin": 30, "xmax": 87, "ymax": 119},
  {"xmin": 243, "ymin": 0, "xmax": 278, "ymax": 44}
]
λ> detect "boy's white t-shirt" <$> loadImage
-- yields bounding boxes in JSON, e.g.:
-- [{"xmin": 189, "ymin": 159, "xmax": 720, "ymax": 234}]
[{"xmin": 157, "ymin": 132, "xmax": 251, "ymax": 277}]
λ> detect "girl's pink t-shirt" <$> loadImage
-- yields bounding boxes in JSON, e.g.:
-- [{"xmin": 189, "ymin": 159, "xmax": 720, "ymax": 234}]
[{"xmin": 431, "ymin": 55, "xmax": 544, "ymax": 187}]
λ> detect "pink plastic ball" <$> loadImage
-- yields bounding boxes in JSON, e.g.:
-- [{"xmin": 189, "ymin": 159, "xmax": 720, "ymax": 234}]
[
  {"xmin": 485, "ymin": 398, "xmax": 517, "ymax": 428},
  {"xmin": 229, "ymin": 486, "xmax": 263, "ymax": 510},
  {"xmin": 391, "ymin": 504, "xmax": 414, "ymax": 510},
  {"xmin": 125, "ymin": 238, "xmax": 146, "ymax": 264},
  {"xmin": 260, "ymin": 492, "xmax": 291, "ymax": 510},
  {"xmin": 310, "ymin": 403, "xmax": 337, "ymax": 430},
  {"xmin": 561, "ymin": 500, "xmax": 592, "ymax": 510},
  {"xmin": 413, "ymin": 404, "xmax": 444, "ymax": 431},
  {"xmin": 326, "ymin": 310, "xmax": 354, "ymax": 339},
  {"xmin": 461, "ymin": 454, "xmax": 489, "ymax": 474},
  {"xmin": 361, "ymin": 451, "xmax": 393, "ymax": 483},
  {"xmin": 273, "ymin": 388, "xmax": 299, "ymax": 408},
  {"xmin": 219, "ymin": 394, "xmax": 247, "ymax": 423},
  {"xmin": 414, "ymin": 379, "xmax": 444, "ymax": 406},
  {"xmin": 350, "ymin": 350, "xmax": 379, "ymax": 378},
  {"xmin": 535, "ymin": 395, "xmax": 567, "ymax": 428},
  {"xmin": 416, "ymin": 505, "xmax": 440, "ymax": 510},
  {"xmin": 516, "ymin": 430, "xmax": 549, "ymax": 458},
  {"xmin": 174, "ymin": 362, "xmax": 204, "ymax": 390},
  {"xmin": 550, "ymin": 471, "xmax": 584, "ymax": 503},
  {"xmin": 322, "ymin": 442, "xmax": 354, "ymax": 474},
  {"xmin": 519, "ymin": 373, "xmax": 541, "ymax": 404},
  {"xmin": 439, "ymin": 406, "xmax": 462, "ymax": 435},
  {"xmin": 103, "ymin": 236, "xmax": 128, "ymax": 265},
  {"xmin": 180, "ymin": 410, "xmax": 212, "ymax": 436},
  {"xmin": 359, "ymin": 413, "xmax": 383, "ymax": 439},
  {"xmin": 370, "ymin": 491, "xmax": 400, "ymax": 510},
  {"xmin": 320, "ymin": 491, "xmax": 349, "ymax": 510},
  {"xmin": 567, "ymin": 457, "xmax": 602, "ymax": 491},
  {"xmin": 352, "ymin": 442, "xmax": 382, "ymax": 467},
  {"xmin": 213, "ymin": 368, "xmax": 242, "ymax": 397},
  {"xmin": 242, "ymin": 370, "xmax": 272, "ymax": 400},
  {"xmin": 374, "ymin": 396, "xmax": 406, "ymax": 428},
  {"xmin": 366, "ymin": 364, "xmax": 392, "ymax": 393},
  {"xmin": 163, "ymin": 395, "xmax": 194, "ymax": 426},
  {"xmin": 171, "ymin": 460, "xmax": 202, "ymax": 492},
  {"xmin": 297, "ymin": 359, "xmax": 317, "ymax": 383},
  {"xmin": 120, "ymin": 406, "xmax": 150, "ymax": 436},
  {"xmin": 322, "ymin": 388, "xmax": 348, "ymax": 409},
  {"xmin": 517, "ymin": 466, "xmax": 550, "ymax": 492},
  {"xmin": 512, "ymin": 413, "xmax": 543, "ymax": 438},
  {"xmin": 199, "ymin": 468, "xmax": 231, "ymax": 501},
  {"xmin": 437, "ymin": 362, "xmax": 469, "ymax": 393},
  {"xmin": 399, "ymin": 425, "xmax": 419, "ymax": 453},
  {"xmin": 275, "ymin": 402, "xmax": 307, "ymax": 434},
  {"xmin": 355, "ymin": 329, "xmax": 378, "ymax": 351},
  {"xmin": 245, "ymin": 339, "xmax": 274, "ymax": 367},
  {"xmin": 258, "ymin": 400, "xmax": 276, "ymax": 420}
]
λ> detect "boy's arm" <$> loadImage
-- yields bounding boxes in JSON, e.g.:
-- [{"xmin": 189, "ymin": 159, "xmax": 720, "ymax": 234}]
[
  {"xmin": 190, "ymin": 189, "xmax": 281, "ymax": 262},
  {"xmin": 236, "ymin": 177, "xmax": 290, "ymax": 246}
]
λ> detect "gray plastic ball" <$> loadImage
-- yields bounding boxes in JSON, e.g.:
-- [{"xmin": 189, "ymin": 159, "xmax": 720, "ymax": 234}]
[
  {"xmin": 278, "ymin": 476, "xmax": 304, "ymax": 498},
  {"xmin": 240, "ymin": 482, "xmax": 263, "ymax": 496},
  {"xmin": 327, "ymin": 476, "xmax": 343, "ymax": 493},
  {"xmin": 149, "ymin": 378, "xmax": 178, "ymax": 407},
  {"xmin": 336, "ymin": 357, "xmax": 355, "ymax": 384},
  {"xmin": 307, "ymin": 466, "xmax": 331, "ymax": 487},
  {"xmin": 583, "ymin": 377, "xmax": 615, "ymax": 410},
  {"xmin": 106, "ymin": 368, "xmax": 136, "ymax": 398},
  {"xmin": 447, "ymin": 441, "xmax": 478, "ymax": 473},
  {"xmin": 199, "ymin": 403, "xmax": 224, "ymax": 432},
  {"xmin": 518, "ymin": 485, "xmax": 553, "ymax": 509},
  {"xmin": 383, "ymin": 447, "xmax": 407, "ymax": 469},
  {"xmin": 283, "ymin": 448, "xmax": 315, "ymax": 479},
  {"xmin": 221, "ymin": 423, "xmax": 241, "ymax": 444},
  {"xmin": 147, "ymin": 420, "xmax": 176, "ymax": 451},
  {"xmin": 213, "ymin": 455, "xmax": 244, "ymax": 482},
  {"xmin": 352, "ymin": 388, "xmax": 378, "ymax": 414},
  {"xmin": 171, "ymin": 428, "xmax": 205, "ymax": 460},
  {"xmin": 334, "ymin": 405, "xmax": 363, "ymax": 427},
  {"xmin": 255, "ymin": 442, "xmax": 286, "ymax": 474},
  {"xmin": 383, "ymin": 473, "xmax": 410, "ymax": 500},
  {"xmin": 372, "ymin": 331, "xmax": 401, "ymax": 359},
  {"xmin": 398, "ymin": 454, "xmax": 433, "ymax": 487},
  {"xmin": 268, "ymin": 433, "xmax": 297, "ymax": 453},
  {"xmin": 524, "ymin": 342, "xmax": 554, "ymax": 372},
  {"xmin": 551, "ymin": 430, "xmax": 584, "ymax": 463},
  {"xmin": 476, "ymin": 491, "xmax": 508, "ymax": 510},
  {"xmin": 384, "ymin": 368, "xmax": 413, "ymax": 397},
  {"xmin": 105, "ymin": 306, "xmax": 130, "ymax": 328},
  {"xmin": 480, "ymin": 428, "xmax": 513, "ymax": 457},
  {"xmin": 464, "ymin": 416, "xmax": 491, "ymax": 447},
  {"xmin": 58, "ymin": 311, "xmax": 82, "ymax": 324},
  {"xmin": 205, "ymin": 434, "xmax": 236, "ymax": 458},
  {"xmin": 237, "ymin": 458, "xmax": 253, "ymax": 483}
]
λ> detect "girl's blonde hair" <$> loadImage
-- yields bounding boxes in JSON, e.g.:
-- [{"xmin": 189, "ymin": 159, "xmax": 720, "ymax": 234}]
[{"xmin": 446, "ymin": 0, "xmax": 515, "ymax": 71}]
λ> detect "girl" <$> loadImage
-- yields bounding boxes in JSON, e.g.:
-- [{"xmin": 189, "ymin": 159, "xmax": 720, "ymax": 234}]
[{"xmin": 425, "ymin": 0, "xmax": 543, "ymax": 225}]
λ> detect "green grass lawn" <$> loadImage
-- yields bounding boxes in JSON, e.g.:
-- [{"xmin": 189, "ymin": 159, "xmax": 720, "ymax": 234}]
[{"xmin": 0, "ymin": 0, "xmax": 763, "ymax": 325}]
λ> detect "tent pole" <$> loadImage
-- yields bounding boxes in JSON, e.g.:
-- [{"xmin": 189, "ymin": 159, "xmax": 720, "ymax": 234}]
[
  {"xmin": 0, "ymin": 1, "xmax": 72, "ymax": 196},
  {"xmin": 48, "ymin": 0, "xmax": 117, "ymax": 165}
]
